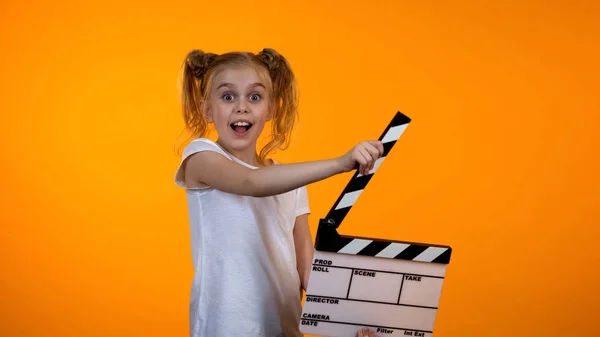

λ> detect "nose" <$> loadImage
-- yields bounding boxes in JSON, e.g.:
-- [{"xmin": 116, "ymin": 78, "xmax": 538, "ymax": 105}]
[{"xmin": 235, "ymin": 101, "xmax": 249, "ymax": 114}]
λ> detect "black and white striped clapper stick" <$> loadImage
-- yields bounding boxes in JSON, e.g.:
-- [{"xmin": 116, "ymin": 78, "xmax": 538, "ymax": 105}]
[
  {"xmin": 315, "ymin": 111, "xmax": 452, "ymax": 264},
  {"xmin": 325, "ymin": 111, "xmax": 411, "ymax": 227}
]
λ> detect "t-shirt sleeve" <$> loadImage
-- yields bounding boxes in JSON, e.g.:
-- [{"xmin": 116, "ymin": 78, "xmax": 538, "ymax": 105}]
[
  {"xmin": 295, "ymin": 185, "xmax": 310, "ymax": 217},
  {"xmin": 174, "ymin": 138, "xmax": 229, "ymax": 188}
]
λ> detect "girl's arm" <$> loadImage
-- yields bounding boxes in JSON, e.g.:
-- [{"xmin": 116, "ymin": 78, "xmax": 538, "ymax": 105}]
[
  {"xmin": 293, "ymin": 213, "xmax": 313, "ymax": 292},
  {"xmin": 183, "ymin": 140, "xmax": 383, "ymax": 197}
]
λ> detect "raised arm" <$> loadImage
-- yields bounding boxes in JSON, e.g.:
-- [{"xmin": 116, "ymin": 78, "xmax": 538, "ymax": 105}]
[{"xmin": 183, "ymin": 140, "xmax": 383, "ymax": 197}]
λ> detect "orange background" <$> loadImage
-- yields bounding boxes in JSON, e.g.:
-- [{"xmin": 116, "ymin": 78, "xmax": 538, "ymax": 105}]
[{"xmin": 1, "ymin": 0, "xmax": 599, "ymax": 336}]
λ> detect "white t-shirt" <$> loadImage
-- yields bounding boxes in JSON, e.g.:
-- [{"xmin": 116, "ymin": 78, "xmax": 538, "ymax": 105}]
[{"xmin": 174, "ymin": 138, "xmax": 310, "ymax": 337}]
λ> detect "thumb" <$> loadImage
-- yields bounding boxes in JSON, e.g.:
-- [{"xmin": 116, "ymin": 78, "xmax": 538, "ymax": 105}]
[{"xmin": 369, "ymin": 140, "xmax": 384, "ymax": 155}]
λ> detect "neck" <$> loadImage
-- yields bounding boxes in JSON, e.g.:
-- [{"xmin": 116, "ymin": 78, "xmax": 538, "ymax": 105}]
[{"xmin": 216, "ymin": 138, "xmax": 263, "ymax": 167}]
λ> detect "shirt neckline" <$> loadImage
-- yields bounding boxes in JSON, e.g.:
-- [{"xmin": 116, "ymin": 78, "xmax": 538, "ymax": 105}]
[{"xmin": 207, "ymin": 139, "xmax": 260, "ymax": 170}]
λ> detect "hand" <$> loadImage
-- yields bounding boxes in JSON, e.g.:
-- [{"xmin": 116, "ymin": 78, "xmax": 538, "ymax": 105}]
[
  {"xmin": 357, "ymin": 327, "xmax": 379, "ymax": 337},
  {"xmin": 337, "ymin": 140, "xmax": 384, "ymax": 175}
]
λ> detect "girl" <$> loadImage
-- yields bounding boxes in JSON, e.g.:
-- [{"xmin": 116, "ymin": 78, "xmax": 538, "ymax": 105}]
[{"xmin": 174, "ymin": 48, "xmax": 383, "ymax": 337}]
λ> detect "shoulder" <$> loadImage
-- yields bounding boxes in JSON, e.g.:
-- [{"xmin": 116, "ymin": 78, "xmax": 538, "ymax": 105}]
[
  {"xmin": 174, "ymin": 138, "xmax": 231, "ymax": 188},
  {"xmin": 182, "ymin": 138, "xmax": 226, "ymax": 156}
]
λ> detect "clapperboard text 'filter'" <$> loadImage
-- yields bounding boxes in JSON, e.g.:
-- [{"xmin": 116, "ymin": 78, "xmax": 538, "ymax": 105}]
[{"xmin": 300, "ymin": 112, "xmax": 453, "ymax": 337}]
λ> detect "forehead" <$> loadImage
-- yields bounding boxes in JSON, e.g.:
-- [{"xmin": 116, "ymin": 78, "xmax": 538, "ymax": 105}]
[{"xmin": 212, "ymin": 65, "xmax": 270, "ymax": 90}]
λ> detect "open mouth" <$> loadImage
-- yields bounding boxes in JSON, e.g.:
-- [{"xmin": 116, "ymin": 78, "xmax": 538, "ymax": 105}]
[{"xmin": 230, "ymin": 121, "xmax": 253, "ymax": 134}]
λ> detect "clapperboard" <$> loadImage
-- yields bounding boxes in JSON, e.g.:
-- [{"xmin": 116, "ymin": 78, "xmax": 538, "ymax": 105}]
[{"xmin": 299, "ymin": 112, "xmax": 452, "ymax": 337}]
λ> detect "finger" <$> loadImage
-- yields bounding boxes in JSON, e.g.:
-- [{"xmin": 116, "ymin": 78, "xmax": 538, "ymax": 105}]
[
  {"xmin": 356, "ymin": 328, "xmax": 364, "ymax": 337},
  {"xmin": 355, "ymin": 149, "xmax": 369, "ymax": 167},
  {"xmin": 357, "ymin": 146, "xmax": 374, "ymax": 173},
  {"xmin": 369, "ymin": 140, "xmax": 384, "ymax": 157},
  {"xmin": 368, "ymin": 328, "xmax": 377, "ymax": 337},
  {"xmin": 364, "ymin": 142, "xmax": 382, "ymax": 163},
  {"xmin": 362, "ymin": 145, "xmax": 378, "ymax": 172},
  {"xmin": 372, "ymin": 141, "xmax": 384, "ymax": 158},
  {"xmin": 368, "ymin": 140, "xmax": 383, "ymax": 152},
  {"xmin": 354, "ymin": 148, "xmax": 368, "ymax": 175},
  {"xmin": 354, "ymin": 150, "xmax": 369, "ymax": 175}
]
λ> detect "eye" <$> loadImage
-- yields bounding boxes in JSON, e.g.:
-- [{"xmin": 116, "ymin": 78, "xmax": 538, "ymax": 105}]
[
  {"xmin": 222, "ymin": 93, "xmax": 234, "ymax": 101},
  {"xmin": 249, "ymin": 94, "xmax": 261, "ymax": 101}
]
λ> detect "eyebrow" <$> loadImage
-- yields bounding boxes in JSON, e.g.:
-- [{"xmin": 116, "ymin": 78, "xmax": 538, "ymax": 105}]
[{"xmin": 216, "ymin": 82, "xmax": 266, "ymax": 90}]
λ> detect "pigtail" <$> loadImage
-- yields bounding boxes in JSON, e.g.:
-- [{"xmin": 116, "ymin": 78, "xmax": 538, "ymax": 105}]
[
  {"xmin": 257, "ymin": 48, "xmax": 299, "ymax": 161},
  {"xmin": 180, "ymin": 50, "xmax": 218, "ymax": 144}
]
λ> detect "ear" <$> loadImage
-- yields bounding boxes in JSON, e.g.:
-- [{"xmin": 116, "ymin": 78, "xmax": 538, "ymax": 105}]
[{"xmin": 202, "ymin": 103, "xmax": 213, "ymax": 123}]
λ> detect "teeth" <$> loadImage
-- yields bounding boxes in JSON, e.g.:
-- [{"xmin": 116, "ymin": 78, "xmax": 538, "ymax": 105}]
[{"xmin": 233, "ymin": 121, "xmax": 250, "ymax": 126}]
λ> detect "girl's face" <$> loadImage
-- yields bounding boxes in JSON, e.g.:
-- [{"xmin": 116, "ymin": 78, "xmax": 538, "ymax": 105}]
[{"xmin": 205, "ymin": 65, "xmax": 272, "ymax": 152}]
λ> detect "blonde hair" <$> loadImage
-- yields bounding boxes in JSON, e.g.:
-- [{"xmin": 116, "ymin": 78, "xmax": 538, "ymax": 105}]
[{"xmin": 177, "ymin": 48, "xmax": 299, "ymax": 166}]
